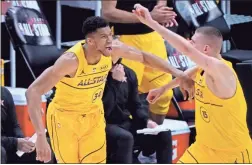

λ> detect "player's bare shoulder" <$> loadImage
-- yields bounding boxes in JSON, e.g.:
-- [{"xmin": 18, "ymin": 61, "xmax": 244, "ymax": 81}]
[
  {"xmin": 60, "ymin": 52, "xmax": 78, "ymax": 63},
  {"xmin": 53, "ymin": 52, "xmax": 79, "ymax": 77}
]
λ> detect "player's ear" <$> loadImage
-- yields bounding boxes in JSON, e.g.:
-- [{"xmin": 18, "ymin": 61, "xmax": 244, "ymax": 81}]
[
  {"xmin": 86, "ymin": 37, "xmax": 94, "ymax": 46},
  {"xmin": 203, "ymin": 45, "xmax": 210, "ymax": 54}
]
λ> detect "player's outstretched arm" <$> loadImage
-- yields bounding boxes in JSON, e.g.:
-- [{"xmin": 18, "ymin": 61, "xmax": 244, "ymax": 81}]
[
  {"xmin": 132, "ymin": 4, "xmax": 222, "ymax": 77},
  {"xmin": 112, "ymin": 40, "xmax": 185, "ymax": 78}
]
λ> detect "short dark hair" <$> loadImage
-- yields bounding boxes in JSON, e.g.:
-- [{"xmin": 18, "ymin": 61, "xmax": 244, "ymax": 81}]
[
  {"xmin": 82, "ymin": 16, "xmax": 109, "ymax": 38},
  {"xmin": 196, "ymin": 26, "xmax": 223, "ymax": 40}
]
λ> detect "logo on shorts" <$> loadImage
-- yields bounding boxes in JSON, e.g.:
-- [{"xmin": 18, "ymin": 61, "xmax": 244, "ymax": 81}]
[{"xmin": 200, "ymin": 106, "xmax": 210, "ymax": 123}]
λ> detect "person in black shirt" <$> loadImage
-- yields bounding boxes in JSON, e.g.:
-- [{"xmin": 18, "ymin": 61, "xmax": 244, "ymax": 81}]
[
  {"xmin": 102, "ymin": 1, "xmax": 177, "ymax": 161},
  {"xmin": 1, "ymin": 86, "xmax": 54, "ymax": 164},
  {"xmin": 102, "ymin": 61, "xmax": 173, "ymax": 163},
  {"xmin": 1, "ymin": 86, "xmax": 36, "ymax": 163}
]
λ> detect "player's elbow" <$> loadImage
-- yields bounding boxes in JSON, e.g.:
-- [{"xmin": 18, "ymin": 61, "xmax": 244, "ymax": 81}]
[
  {"xmin": 101, "ymin": 8, "xmax": 114, "ymax": 21},
  {"xmin": 26, "ymin": 86, "xmax": 35, "ymax": 100},
  {"xmin": 26, "ymin": 85, "xmax": 40, "ymax": 102}
]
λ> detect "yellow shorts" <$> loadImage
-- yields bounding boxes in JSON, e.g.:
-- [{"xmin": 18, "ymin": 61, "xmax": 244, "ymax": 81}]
[
  {"xmin": 120, "ymin": 31, "xmax": 173, "ymax": 115},
  {"xmin": 178, "ymin": 142, "xmax": 252, "ymax": 163},
  {"xmin": 46, "ymin": 103, "xmax": 106, "ymax": 163}
]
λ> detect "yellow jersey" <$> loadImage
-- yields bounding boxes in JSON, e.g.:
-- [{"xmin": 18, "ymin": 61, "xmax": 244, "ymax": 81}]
[
  {"xmin": 52, "ymin": 41, "xmax": 112, "ymax": 114},
  {"xmin": 194, "ymin": 59, "xmax": 251, "ymax": 151}
]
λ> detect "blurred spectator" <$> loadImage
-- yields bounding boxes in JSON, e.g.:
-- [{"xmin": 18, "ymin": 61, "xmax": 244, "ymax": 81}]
[
  {"xmin": 102, "ymin": 61, "xmax": 173, "ymax": 163},
  {"xmin": 1, "ymin": 86, "xmax": 54, "ymax": 164}
]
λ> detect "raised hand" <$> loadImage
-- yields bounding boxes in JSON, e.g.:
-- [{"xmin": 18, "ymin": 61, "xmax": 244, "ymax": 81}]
[{"xmin": 132, "ymin": 4, "xmax": 154, "ymax": 26}]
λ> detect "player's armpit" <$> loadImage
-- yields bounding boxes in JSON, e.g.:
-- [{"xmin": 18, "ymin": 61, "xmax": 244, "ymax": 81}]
[{"xmin": 210, "ymin": 61, "xmax": 237, "ymax": 98}]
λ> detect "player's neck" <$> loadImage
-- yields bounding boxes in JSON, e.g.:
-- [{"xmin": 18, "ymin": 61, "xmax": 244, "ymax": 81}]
[
  {"xmin": 215, "ymin": 54, "xmax": 222, "ymax": 60},
  {"xmin": 83, "ymin": 44, "xmax": 101, "ymax": 65},
  {"xmin": 210, "ymin": 53, "xmax": 222, "ymax": 60}
]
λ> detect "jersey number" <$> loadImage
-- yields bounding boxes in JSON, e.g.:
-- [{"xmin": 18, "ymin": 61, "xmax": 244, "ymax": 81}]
[{"xmin": 92, "ymin": 88, "xmax": 103, "ymax": 103}]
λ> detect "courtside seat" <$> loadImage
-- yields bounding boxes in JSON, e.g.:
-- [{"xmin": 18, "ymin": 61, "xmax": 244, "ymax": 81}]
[
  {"xmin": 5, "ymin": 6, "xmax": 65, "ymax": 79},
  {"xmin": 173, "ymin": 0, "xmax": 252, "ymax": 70},
  {"xmin": 243, "ymin": 60, "xmax": 252, "ymax": 63},
  {"xmin": 5, "ymin": 6, "xmax": 65, "ymax": 141}
]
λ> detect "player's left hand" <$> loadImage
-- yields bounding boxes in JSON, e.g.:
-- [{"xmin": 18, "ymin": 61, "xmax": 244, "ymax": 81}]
[
  {"xmin": 132, "ymin": 4, "xmax": 155, "ymax": 26},
  {"xmin": 147, "ymin": 87, "xmax": 165, "ymax": 104}
]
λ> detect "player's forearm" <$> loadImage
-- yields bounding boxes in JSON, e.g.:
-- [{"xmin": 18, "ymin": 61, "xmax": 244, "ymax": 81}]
[
  {"xmin": 161, "ymin": 66, "xmax": 198, "ymax": 92},
  {"xmin": 141, "ymin": 51, "xmax": 185, "ymax": 77},
  {"xmin": 26, "ymin": 89, "xmax": 46, "ymax": 138},
  {"xmin": 126, "ymin": 46, "xmax": 184, "ymax": 77},
  {"xmin": 114, "ymin": 43, "xmax": 184, "ymax": 77},
  {"xmin": 162, "ymin": 78, "xmax": 180, "ymax": 92},
  {"xmin": 102, "ymin": 9, "xmax": 140, "ymax": 23}
]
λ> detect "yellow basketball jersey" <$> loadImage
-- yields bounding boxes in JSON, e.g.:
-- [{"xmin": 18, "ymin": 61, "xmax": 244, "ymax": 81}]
[
  {"xmin": 194, "ymin": 59, "xmax": 251, "ymax": 151},
  {"xmin": 52, "ymin": 40, "xmax": 112, "ymax": 114}
]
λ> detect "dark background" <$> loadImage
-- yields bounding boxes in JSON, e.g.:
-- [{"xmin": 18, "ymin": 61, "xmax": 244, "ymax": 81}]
[{"xmin": 1, "ymin": 0, "xmax": 252, "ymax": 88}]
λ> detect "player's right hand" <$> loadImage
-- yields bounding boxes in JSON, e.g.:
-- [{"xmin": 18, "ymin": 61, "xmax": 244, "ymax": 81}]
[
  {"xmin": 147, "ymin": 87, "xmax": 165, "ymax": 104},
  {"xmin": 35, "ymin": 135, "xmax": 51, "ymax": 163}
]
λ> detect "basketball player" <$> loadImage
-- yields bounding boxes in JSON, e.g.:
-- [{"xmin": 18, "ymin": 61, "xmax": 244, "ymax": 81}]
[
  {"xmin": 102, "ymin": 0, "xmax": 178, "ymax": 125},
  {"xmin": 134, "ymin": 4, "xmax": 252, "ymax": 163},
  {"xmin": 26, "ymin": 16, "xmax": 193, "ymax": 163}
]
